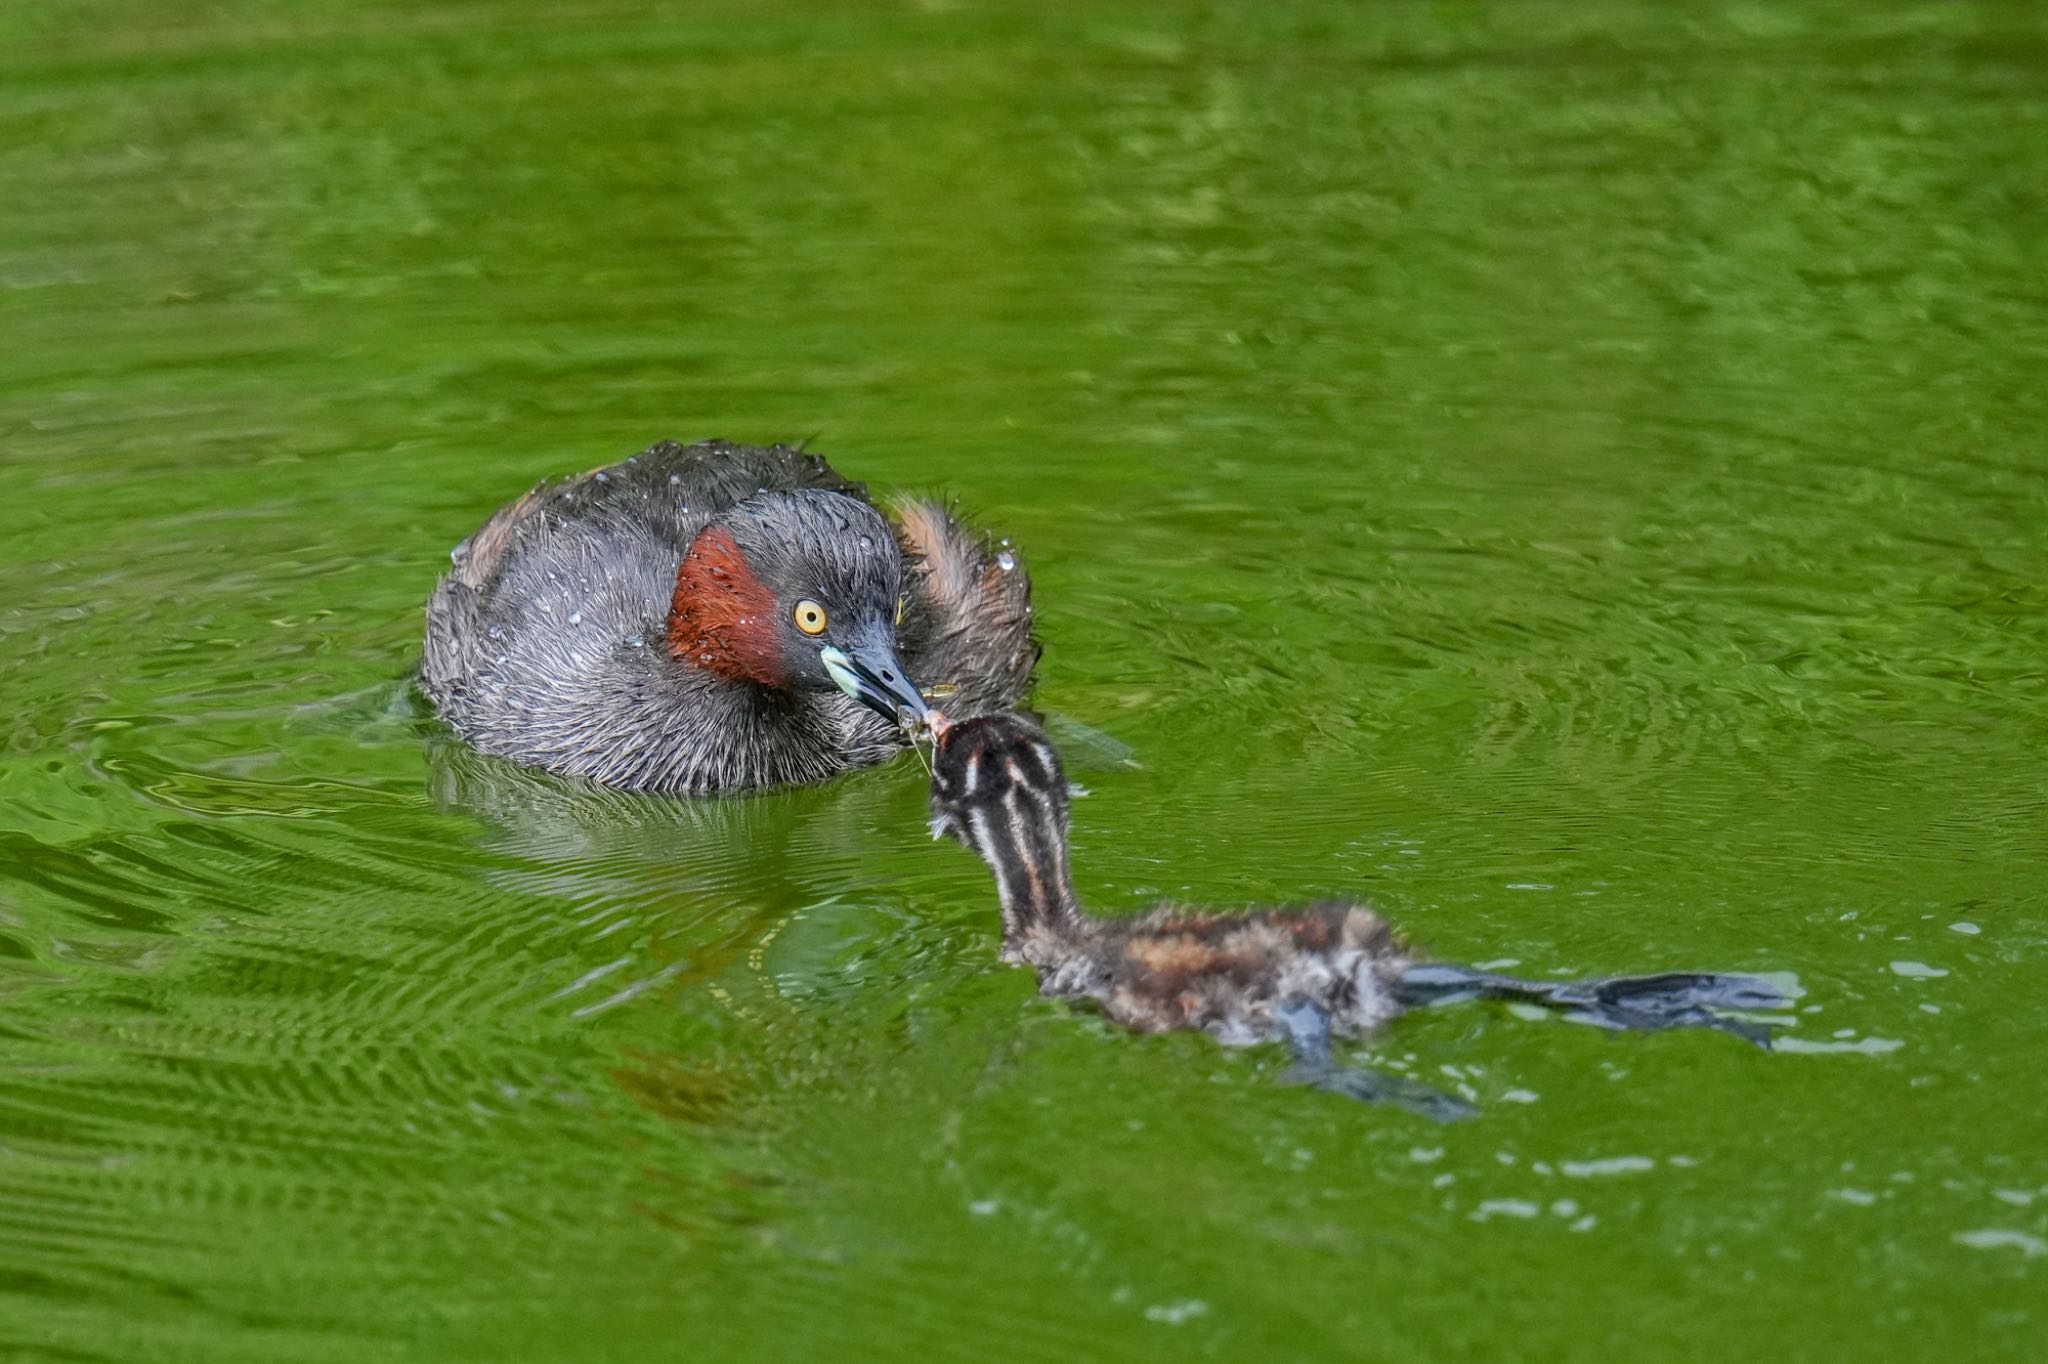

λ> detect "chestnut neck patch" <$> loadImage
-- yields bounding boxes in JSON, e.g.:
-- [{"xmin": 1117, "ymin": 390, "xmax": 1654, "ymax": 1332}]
[{"xmin": 668, "ymin": 525, "xmax": 785, "ymax": 686}]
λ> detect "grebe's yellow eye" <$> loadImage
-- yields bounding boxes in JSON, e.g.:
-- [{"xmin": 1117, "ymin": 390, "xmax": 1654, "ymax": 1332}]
[{"xmin": 793, "ymin": 599, "xmax": 829, "ymax": 635}]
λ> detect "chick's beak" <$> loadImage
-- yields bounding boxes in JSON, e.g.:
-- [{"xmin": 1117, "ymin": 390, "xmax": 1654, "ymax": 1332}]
[{"xmin": 820, "ymin": 638, "xmax": 929, "ymax": 725}]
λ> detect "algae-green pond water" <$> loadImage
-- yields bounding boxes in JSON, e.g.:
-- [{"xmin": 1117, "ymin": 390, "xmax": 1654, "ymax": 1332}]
[{"xmin": 2, "ymin": 1, "xmax": 2045, "ymax": 1360}]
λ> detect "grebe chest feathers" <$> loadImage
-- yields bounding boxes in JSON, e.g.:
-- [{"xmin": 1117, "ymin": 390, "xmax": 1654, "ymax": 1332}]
[{"xmin": 929, "ymin": 714, "xmax": 1789, "ymax": 1120}]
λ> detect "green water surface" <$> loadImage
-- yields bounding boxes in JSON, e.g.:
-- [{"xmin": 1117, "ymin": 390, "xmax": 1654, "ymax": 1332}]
[{"xmin": 3, "ymin": 2, "xmax": 2045, "ymax": 1360}]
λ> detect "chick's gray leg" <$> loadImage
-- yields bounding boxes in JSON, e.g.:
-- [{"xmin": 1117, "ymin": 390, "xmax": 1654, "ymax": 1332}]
[{"xmin": 1271, "ymin": 994, "xmax": 1477, "ymax": 1122}]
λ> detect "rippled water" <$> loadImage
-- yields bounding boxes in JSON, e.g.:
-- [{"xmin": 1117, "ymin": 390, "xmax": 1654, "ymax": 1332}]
[{"xmin": 4, "ymin": 2, "xmax": 2046, "ymax": 1360}]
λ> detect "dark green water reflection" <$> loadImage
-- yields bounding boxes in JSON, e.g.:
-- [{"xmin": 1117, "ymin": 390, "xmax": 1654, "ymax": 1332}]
[{"xmin": 3, "ymin": 1, "xmax": 2045, "ymax": 1359}]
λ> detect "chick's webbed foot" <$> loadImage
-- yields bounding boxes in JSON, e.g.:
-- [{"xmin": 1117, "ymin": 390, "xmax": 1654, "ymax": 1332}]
[
  {"xmin": 1394, "ymin": 964, "xmax": 1791, "ymax": 1047},
  {"xmin": 1272, "ymin": 994, "xmax": 1477, "ymax": 1122}
]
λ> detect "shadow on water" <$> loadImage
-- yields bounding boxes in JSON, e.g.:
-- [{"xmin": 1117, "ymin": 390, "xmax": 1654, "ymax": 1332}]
[{"xmin": 423, "ymin": 728, "xmax": 950, "ymax": 1114}]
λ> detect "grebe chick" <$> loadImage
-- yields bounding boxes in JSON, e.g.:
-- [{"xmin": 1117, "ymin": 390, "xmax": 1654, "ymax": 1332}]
[
  {"xmin": 422, "ymin": 439, "xmax": 1037, "ymax": 793},
  {"xmin": 928, "ymin": 713, "xmax": 1788, "ymax": 1120}
]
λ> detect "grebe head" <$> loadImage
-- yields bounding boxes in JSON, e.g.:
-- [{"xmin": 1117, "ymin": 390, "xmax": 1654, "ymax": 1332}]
[
  {"xmin": 667, "ymin": 489, "xmax": 927, "ymax": 723},
  {"xmin": 929, "ymin": 712, "xmax": 1079, "ymax": 936}
]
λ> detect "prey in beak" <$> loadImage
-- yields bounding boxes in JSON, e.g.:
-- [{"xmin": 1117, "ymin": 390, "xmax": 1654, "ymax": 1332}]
[{"xmin": 820, "ymin": 639, "xmax": 930, "ymax": 730}]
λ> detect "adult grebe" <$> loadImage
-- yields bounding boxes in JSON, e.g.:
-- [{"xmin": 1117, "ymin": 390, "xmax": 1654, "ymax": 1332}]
[{"xmin": 422, "ymin": 439, "xmax": 1036, "ymax": 792}]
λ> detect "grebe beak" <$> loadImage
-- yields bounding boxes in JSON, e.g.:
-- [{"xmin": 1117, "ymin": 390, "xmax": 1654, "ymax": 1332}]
[{"xmin": 820, "ymin": 638, "xmax": 930, "ymax": 725}]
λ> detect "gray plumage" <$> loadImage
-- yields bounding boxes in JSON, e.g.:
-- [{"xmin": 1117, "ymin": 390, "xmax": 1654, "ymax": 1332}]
[{"xmin": 422, "ymin": 439, "xmax": 1037, "ymax": 793}]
